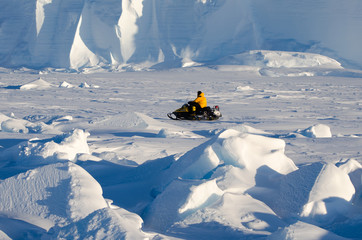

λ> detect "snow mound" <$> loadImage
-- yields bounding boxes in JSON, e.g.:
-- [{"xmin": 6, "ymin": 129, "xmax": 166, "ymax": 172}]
[
  {"xmin": 211, "ymin": 124, "xmax": 273, "ymax": 137},
  {"xmin": 59, "ymin": 81, "xmax": 74, "ymax": 88},
  {"xmin": 145, "ymin": 179, "xmax": 224, "ymax": 231},
  {"xmin": 251, "ymin": 160, "xmax": 358, "ymax": 225},
  {"xmin": 299, "ymin": 163, "xmax": 355, "ymax": 224},
  {"xmin": 177, "ymin": 193, "xmax": 286, "ymax": 238},
  {"xmin": 156, "ymin": 128, "xmax": 172, "ymax": 138},
  {"xmin": 0, "ymin": 113, "xmax": 12, "ymax": 131},
  {"xmin": 0, "ymin": 113, "xmax": 58, "ymax": 134},
  {"xmin": 20, "ymin": 78, "xmax": 53, "ymax": 90},
  {"xmin": 144, "ymin": 128, "xmax": 361, "ymax": 235},
  {"xmin": 91, "ymin": 112, "xmax": 149, "ymax": 129},
  {"xmin": 1, "ymin": 118, "xmax": 31, "ymax": 133},
  {"xmin": 145, "ymin": 129, "xmax": 298, "ymax": 233},
  {"xmin": 0, "ymin": 162, "xmax": 107, "ymax": 230},
  {"xmin": 268, "ymin": 221, "xmax": 346, "ymax": 240},
  {"xmin": 235, "ymin": 85, "xmax": 254, "ymax": 91},
  {"xmin": 1, "ymin": 118, "xmax": 53, "ymax": 134},
  {"xmin": 137, "ymin": 113, "xmax": 201, "ymax": 138},
  {"xmin": 1, "ymin": 129, "xmax": 90, "ymax": 165},
  {"xmin": 298, "ymin": 124, "xmax": 332, "ymax": 138},
  {"xmin": 216, "ymin": 50, "xmax": 347, "ymax": 77},
  {"xmin": 158, "ymin": 129, "xmax": 297, "ymax": 191},
  {"xmin": 79, "ymin": 82, "xmax": 90, "ymax": 88},
  {"xmin": 50, "ymin": 207, "xmax": 150, "ymax": 239},
  {"xmin": 336, "ymin": 159, "xmax": 362, "ymax": 210},
  {"xmin": 0, "ymin": 231, "xmax": 11, "ymax": 240},
  {"xmin": 92, "ymin": 112, "xmax": 200, "ymax": 138}
]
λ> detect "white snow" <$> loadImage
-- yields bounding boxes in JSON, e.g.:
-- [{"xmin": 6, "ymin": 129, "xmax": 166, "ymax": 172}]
[
  {"xmin": 300, "ymin": 163, "xmax": 355, "ymax": 224},
  {"xmin": 0, "ymin": 162, "xmax": 107, "ymax": 230},
  {"xmin": 268, "ymin": 221, "xmax": 347, "ymax": 240},
  {"xmin": 0, "ymin": 1, "xmax": 362, "ymax": 239},
  {"xmin": 1, "ymin": 67, "xmax": 361, "ymax": 239}
]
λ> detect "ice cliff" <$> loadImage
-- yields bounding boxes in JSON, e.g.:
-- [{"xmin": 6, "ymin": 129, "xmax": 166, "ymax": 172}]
[{"xmin": 1, "ymin": 0, "xmax": 362, "ymax": 70}]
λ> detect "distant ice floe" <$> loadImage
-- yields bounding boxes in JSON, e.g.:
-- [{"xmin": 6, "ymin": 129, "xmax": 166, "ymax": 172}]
[
  {"xmin": 215, "ymin": 50, "xmax": 362, "ymax": 78},
  {"xmin": 248, "ymin": 50, "xmax": 342, "ymax": 69},
  {"xmin": 215, "ymin": 50, "xmax": 342, "ymax": 69},
  {"xmin": 213, "ymin": 50, "xmax": 349, "ymax": 77},
  {"xmin": 17, "ymin": 78, "xmax": 100, "ymax": 90}
]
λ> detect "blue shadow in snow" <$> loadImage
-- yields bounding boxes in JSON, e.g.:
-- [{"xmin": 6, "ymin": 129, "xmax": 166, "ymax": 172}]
[
  {"xmin": 0, "ymin": 215, "xmax": 46, "ymax": 239},
  {"xmin": 0, "ymin": 138, "xmax": 28, "ymax": 149},
  {"xmin": 1, "ymin": 85, "xmax": 21, "ymax": 89}
]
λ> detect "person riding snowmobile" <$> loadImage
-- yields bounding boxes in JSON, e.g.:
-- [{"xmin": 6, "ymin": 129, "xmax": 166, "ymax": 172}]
[
  {"xmin": 189, "ymin": 91, "xmax": 207, "ymax": 114},
  {"xmin": 167, "ymin": 90, "xmax": 221, "ymax": 120}
]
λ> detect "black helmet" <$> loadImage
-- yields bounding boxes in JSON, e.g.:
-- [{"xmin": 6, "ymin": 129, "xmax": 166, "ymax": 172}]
[{"xmin": 197, "ymin": 91, "xmax": 202, "ymax": 96}]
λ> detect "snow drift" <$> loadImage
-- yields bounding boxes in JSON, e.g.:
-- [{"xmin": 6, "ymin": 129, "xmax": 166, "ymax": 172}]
[
  {"xmin": 143, "ymin": 128, "xmax": 361, "ymax": 238},
  {"xmin": 1, "ymin": 0, "xmax": 362, "ymax": 70},
  {"xmin": 0, "ymin": 112, "xmax": 361, "ymax": 238},
  {"xmin": 0, "ymin": 129, "xmax": 90, "ymax": 165},
  {"xmin": 0, "ymin": 162, "xmax": 107, "ymax": 230},
  {"xmin": 0, "ymin": 67, "xmax": 361, "ymax": 239}
]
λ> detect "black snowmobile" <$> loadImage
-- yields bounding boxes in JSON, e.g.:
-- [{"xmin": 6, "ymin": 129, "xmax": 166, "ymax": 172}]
[{"xmin": 167, "ymin": 102, "xmax": 222, "ymax": 120}]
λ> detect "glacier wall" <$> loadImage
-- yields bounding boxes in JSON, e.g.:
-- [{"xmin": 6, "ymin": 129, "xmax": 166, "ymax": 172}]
[{"xmin": 1, "ymin": 0, "xmax": 362, "ymax": 70}]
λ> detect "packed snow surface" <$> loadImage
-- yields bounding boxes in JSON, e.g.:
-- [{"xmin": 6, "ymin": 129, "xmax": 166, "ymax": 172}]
[
  {"xmin": 0, "ymin": 61, "xmax": 361, "ymax": 239},
  {"xmin": 1, "ymin": 0, "xmax": 362, "ymax": 70}
]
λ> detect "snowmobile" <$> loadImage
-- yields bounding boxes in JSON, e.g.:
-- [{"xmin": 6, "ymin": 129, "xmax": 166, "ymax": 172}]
[{"xmin": 167, "ymin": 103, "xmax": 222, "ymax": 120}]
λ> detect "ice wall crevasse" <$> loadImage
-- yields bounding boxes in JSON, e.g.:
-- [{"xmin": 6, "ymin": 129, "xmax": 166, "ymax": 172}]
[
  {"xmin": 70, "ymin": 0, "xmax": 124, "ymax": 69},
  {"xmin": 70, "ymin": 14, "xmax": 101, "ymax": 69},
  {"xmin": 32, "ymin": 0, "xmax": 85, "ymax": 67},
  {"xmin": 118, "ymin": 0, "xmax": 144, "ymax": 63},
  {"xmin": 69, "ymin": 0, "xmax": 146, "ymax": 68},
  {"xmin": 36, "ymin": 0, "xmax": 52, "ymax": 36}
]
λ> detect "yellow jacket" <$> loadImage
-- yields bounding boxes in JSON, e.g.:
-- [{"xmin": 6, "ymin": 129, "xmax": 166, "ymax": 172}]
[{"xmin": 194, "ymin": 92, "xmax": 207, "ymax": 108}]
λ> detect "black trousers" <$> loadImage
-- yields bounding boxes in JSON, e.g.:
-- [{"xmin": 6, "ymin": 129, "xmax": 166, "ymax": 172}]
[{"xmin": 188, "ymin": 102, "xmax": 202, "ymax": 114}]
